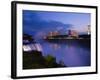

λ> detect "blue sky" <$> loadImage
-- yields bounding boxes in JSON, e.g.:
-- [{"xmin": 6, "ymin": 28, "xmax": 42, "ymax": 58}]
[{"xmin": 23, "ymin": 10, "xmax": 91, "ymax": 38}]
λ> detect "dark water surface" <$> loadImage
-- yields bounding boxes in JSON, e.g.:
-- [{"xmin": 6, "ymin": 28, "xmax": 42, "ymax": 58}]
[{"xmin": 38, "ymin": 39, "xmax": 91, "ymax": 67}]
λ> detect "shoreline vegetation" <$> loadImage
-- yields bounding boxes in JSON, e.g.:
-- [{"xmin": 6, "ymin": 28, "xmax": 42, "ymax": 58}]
[
  {"xmin": 23, "ymin": 51, "xmax": 66, "ymax": 69},
  {"xmin": 44, "ymin": 34, "xmax": 90, "ymax": 40}
]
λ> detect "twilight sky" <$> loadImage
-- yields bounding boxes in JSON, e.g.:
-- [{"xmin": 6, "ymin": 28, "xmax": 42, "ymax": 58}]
[{"xmin": 23, "ymin": 10, "xmax": 91, "ymax": 38}]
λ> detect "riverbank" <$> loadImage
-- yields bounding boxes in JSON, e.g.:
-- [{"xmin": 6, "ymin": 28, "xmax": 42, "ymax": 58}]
[{"xmin": 44, "ymin": 38, "xmax": 90, "ymax": 48}]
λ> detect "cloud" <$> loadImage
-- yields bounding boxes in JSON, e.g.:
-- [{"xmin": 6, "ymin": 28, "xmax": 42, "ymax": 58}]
[{"xmin": 23, "ymin": 10, "xmax": 73, "ymax": 38}]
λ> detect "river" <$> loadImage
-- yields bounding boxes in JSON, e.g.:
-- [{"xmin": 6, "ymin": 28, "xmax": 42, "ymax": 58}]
[{"xmin": 37, "ymin": 39, "xmax": 91, "ymax": 67}]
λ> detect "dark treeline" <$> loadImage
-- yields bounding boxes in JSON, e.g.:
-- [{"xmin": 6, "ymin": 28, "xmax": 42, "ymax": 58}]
[{"xmin": 45, "ymin": 34, "xmax": 90, "ymax": 39}]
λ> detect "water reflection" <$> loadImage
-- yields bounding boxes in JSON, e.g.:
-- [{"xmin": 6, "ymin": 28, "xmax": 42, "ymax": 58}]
[
  {"xmin": 50, "ymin": 43, "xmax": 60, "ymax": 50},
  {"xmin": 39, "ymin": 39, "xmax": 90, "ymax": 67}
]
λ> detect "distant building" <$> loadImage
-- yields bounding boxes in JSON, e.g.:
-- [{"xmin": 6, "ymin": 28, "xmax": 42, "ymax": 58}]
[
  {"xmin": 68, "ymin": 30, "xmax": 78, "ymax": 38},
  {"xmin": 47, "ymin": 31, "xmax": 59, "ymax": 37}
]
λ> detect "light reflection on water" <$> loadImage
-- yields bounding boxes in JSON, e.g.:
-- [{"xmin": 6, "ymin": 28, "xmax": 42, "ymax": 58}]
[{"xmin": 38, "ymin": 40, "xmax": 90, "ymax": 67}]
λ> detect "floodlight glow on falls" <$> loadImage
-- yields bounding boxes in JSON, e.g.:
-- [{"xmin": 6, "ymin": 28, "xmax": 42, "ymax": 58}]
[{"xmin": 23, "ymin": 43, "xmax": 42, "ymax": 52}]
